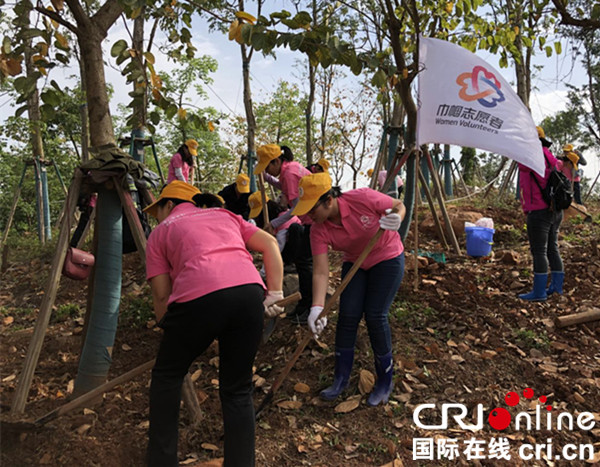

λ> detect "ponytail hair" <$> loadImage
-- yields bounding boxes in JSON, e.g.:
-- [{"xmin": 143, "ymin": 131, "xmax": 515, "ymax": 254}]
[
  {"xmin": 178, "ymin": 144, "xmax": 195, "ymax": 166},
  {"xmin": 318, "ymin": 186, "xmax": 342, "ymax": 202},
  {"xmin": 193, "ymin": 193, "xmax": 224, "ymax": 208},
  {"xmin": 280, "ymin": 145, "xmax": 294, "ymax": 162}
]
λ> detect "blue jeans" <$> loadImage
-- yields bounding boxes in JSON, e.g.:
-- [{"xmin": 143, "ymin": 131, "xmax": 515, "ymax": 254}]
[
  {"xmin": 336, "ymin": 253, "xmax": 404, "ymax": 356},
  {"xmin": 526, "ymin": 208, "xmax": 563, "ymax": 273}
]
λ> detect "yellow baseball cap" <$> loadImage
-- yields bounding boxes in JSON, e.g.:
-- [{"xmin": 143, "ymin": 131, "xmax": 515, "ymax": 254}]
[
  {"xmin": 536, "ymin": 126, "xmax": 545, "ymax": 139},
  {"xmin": 562, "ymin": 143, "xmax": 574, "ymax": 153},
  {"xmin": 143, "ymin": 180, "xmax": 201, "ymax": 218},
  {"xmin": 236, "ymin": 173, "xmax": 250, "ymax": 193},
  {"xmin": 254, "ymin": 144, "xmax": 282, "ymax": 174},
  {"xmin": 317, "ymin": 157, "xmax": 330, "ymax": 171},
  {"xmin": 185, "ymin": 139, "xmax": 199, "ymax": 157},
  {"xmin": 291, "ymin": 172, "xmax": 332, "ymax": 216},
  {"xmin": 566, "ymin": 151, "xmax": 579, "ymax": 171},
  {"xmin": 248, "ymin": 191, "xmax": 269, "ymax": 219}
]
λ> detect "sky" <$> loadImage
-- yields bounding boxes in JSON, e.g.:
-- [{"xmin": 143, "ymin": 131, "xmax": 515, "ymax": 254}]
[{"xmin": 1, "ymin": 3, "xmax": 598, "ymax": 191}]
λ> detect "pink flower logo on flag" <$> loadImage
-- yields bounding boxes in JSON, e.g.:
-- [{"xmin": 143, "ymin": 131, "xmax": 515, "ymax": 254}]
[{"xmin": 456, "ymin": 65, "xmax": 505, "ymax": 108}]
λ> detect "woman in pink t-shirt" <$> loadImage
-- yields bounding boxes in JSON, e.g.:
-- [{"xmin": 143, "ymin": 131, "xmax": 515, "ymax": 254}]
[
  {"xmin": 143, "ymin": 181, "xmax": 283, "ymax": 467},
  {"xmin": 166, "ymin": 139, "xmax": 197, "ymax": 184},
  {"xmin": 254, "ymin": 144, "xmax": 314, "ymax": 322},
  {"xmin": 292, "ymin": 172, "xmax": 406, "ymax": 407}
]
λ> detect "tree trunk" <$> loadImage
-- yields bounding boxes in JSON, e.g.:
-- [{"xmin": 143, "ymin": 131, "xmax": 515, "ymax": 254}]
[
  {"xmin": 131, "ymin": 11, "xmax": 146, "ymax": 129},
  {"xmin": 79, "ymin": 29, "xmax": 117, "ymax": 147},
  {"xmin": 306, "ymin": 62, "xmax": 315, "ymax": 165},
  {"xmin": 24, "ymin": 21, "xmax": 46, "ymax": 243},
  {"xmin": 69, "ymin": 0, "xmax": 124, "ymax": 396}
]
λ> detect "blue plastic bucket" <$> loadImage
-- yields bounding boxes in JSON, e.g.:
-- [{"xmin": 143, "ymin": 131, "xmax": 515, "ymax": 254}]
[{"xmin": 465, "ymin": 226, "xmax": 495, "ymax": 257}]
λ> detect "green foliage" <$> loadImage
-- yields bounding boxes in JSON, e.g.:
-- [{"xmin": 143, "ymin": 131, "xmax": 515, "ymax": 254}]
[
  {"xmin": 52, "ymin": 303, "xmax": 81, "ymax": 323},
  {"xmin": 390, "ymin": 300, "xmax": 437, "ymax": 328},
  {"xmin": 0, "ymin": 83, "xmax": 86, "ymax": 235},
  {"xmin": 119, "ymin": 293, "xmax": 154, "ymax": 328},
  {"xmin": 514, "ymin": 328, "xmax": 550, "ymax": 350},
  {"xmin": 459, "ymin": 147, "xmax": 477, "ymax": 184}
]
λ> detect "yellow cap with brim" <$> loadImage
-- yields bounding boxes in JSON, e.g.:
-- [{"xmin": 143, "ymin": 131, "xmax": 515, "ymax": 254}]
[
  {"xmin": 236, "ymin": 173, "xmax": 250, "ymax": 193},
  {"xmin": 248, "ymin": 191, "xmax": 268, "ymax": 219},
  {"xmin": 562, "ymin": 143, "xmax": 574, "ymax": 153},
  {"xmin": 185, "ymin": 139, "xmax": 199, "ymax": 157},
  {"xmin": 317, "ymin": 157, "xmax": 330, "ymax": 171},
  {"xmin": 254, "ymin": 144, "xmax": 282, "ymax": 174},
  {"xmin": 536, "ymin": 126, "xmax": 545, "ymax": 139},
  {"xmin": 566, "ymin": 151, "xmax": 579, "ymax": 171},
  {"xmin": 143, "ymin": 180, "xmax": 201, "ymax": 218},
  {"xmin": 291, "ymin": 172, "xmax": 332, "ymax": 217}
]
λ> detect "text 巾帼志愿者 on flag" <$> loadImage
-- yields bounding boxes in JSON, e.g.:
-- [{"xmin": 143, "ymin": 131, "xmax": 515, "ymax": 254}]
[{"xmin": 416, "ymin": 36, "xmax": 544, "ymax": 176}]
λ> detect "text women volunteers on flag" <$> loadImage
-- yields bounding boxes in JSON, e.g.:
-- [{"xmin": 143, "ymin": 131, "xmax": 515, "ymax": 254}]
[{"xmin": 416, "ymin": 36, "xmax": 545, "ymax": 177}]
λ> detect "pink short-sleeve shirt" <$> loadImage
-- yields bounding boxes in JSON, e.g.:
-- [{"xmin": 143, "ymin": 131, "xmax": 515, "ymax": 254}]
[
  {"xmin": 167, "ymin": 152, "xmax": 191, "ymax": 183},
  {"xmin": 310, "ymin": 188, "xmax": 404, "ymax": 270},
  {"xmin": 279, "ymin": 161, "xmax": 311, "ymax": 203},
  {"xmin": 146, "ymin": 203, "xmax": 265, "ymax": 305},
  {"xmin": 275, "ymin": 212, "xmax": 301, "ymax": 234}
]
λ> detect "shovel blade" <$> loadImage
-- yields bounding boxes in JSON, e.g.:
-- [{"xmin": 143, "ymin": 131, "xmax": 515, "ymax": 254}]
[{"xmin": 261, "ymin": 317, "xmax": 277, "ymax": 344}]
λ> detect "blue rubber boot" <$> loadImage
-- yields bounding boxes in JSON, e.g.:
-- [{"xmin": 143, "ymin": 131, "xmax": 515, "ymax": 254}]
[
  {"xmin": 518, "ymin": 273, "xmax": 548, "ymax": 302},
  {"xmin": 367, "ymin": 352, "xmax": 394, "ymax": 407},
  {"xmin": 320, "ymin": 348, "xmax": 354, "ymax": 401},
  {"xmin": 546, "ymin": 271, "xmax": 564, "ymax": 296}
]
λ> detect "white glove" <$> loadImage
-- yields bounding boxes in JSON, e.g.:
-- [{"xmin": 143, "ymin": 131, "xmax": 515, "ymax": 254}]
[
  {"xmin": 308, "ymin": 306, "xmax": 327, "ymax": 339},
  {"xmin": 263, "ymin": 291, "xmax": 284, "ymax": 318},
  {"xmin": 379, "ymin": 208, "xmax": 401, "ymax": 231}
]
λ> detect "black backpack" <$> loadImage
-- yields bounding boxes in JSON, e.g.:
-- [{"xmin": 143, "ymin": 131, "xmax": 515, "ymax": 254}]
[{"xmin": 531, "ymin": 152, "xmax": 573, "ymax": 211}]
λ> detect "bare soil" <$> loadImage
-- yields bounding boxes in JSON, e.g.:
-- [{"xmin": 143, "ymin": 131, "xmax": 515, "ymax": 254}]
[{"xmin": 1, "ymin": 199, "xmax": 599, "ymax": 466}]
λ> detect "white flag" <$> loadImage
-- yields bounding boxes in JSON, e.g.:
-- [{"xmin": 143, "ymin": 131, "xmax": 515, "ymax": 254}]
[{"xmin": 416, "ymin": 36, "xmax": 545, "ymax": 176}]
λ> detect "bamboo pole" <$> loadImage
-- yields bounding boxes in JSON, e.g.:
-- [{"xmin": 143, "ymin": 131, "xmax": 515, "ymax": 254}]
[
  {"xmin": 423, "ymin": 149, "xmax": 461, "ymax": 255},
  {"xmin": 11, "ymin": 169, "xmax": 83, "ymax": 414},
  {"xmin": 483, "ymin": 157, "xmax": 508, "ymax": 199},
  {"xmin": 418, "ymin": 168, "xmax": 448, "ymax": 249},
  {"xmin": 34, "ymin": 359, "xmax": 155, "ymax": 427},
  {"xmin": 413, "ymin": 151, "xmax": 420, "ymax": 291}
]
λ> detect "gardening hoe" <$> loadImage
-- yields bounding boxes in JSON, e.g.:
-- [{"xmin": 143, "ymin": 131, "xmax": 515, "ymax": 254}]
[
  {"xmin": 261, "ymin": 292, "xmax": 302, "ymax": 344},
  {"xmin": 568, "ymin": 203, "xmax": 593, "ymax": 222},
  {"xmin": 258, "ymin": 173, "xmax": 270, "ymax": 230},
  {"xmin": 255, "ymin": 207, "xmax": 399, "ymax": 418}
]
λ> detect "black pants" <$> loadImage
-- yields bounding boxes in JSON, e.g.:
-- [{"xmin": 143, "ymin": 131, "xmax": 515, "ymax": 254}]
[
  {"xmin": 147, "ymin": 284, "xmax": 264, "ymax": 467},
  {"xmin": 526, "ymin": 208, "xmax": 563, "ymax": 274},
  {"xmin": 70, "ymin": 206, "xmax": 92, "ymax": 247},
  {"xmin": 282, "ymin": 223, "xmax": 313, "ymax": 310},
  {"xmin": 573, "ymin": 181, "xmax": 582, "ymax": 205}
]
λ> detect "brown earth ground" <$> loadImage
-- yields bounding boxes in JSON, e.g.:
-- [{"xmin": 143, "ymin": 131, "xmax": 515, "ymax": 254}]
[{"xmin": 1, "ymin": 196, "xmax": 599, "ymax": 466}]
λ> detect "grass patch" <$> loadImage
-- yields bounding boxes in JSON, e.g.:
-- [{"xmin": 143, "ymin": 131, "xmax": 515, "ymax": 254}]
[
  {"xmin": 513, "ymin": 328, "xmax": 550, "ymax": 350},
  {"xmin": 391, "ymin": 300, "xmax": 437, "ymax": 328},
  {"xmin": 119, "ymin": 293, "xmax": 154, "ymax": 327},
  {"xmin": 51, "ymin": 303, "xmax": 82, "ymax": 323}
]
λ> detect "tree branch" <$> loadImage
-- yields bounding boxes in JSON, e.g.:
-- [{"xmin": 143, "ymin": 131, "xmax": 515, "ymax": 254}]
[
  {"xmin": 64, "ymin": 0, "xmax": 89, "ymax": 29},
  {"xmin": 92, "ymin": 0, "xmax": 124, "ymax": 35},
  {"xmin": 35, "ymin": 5, "xmax": 79, "ymax": 35},
  {"xmin": 186, "ymin": 0, "xmax": 230, "ymax": 23},
  {"xmin": 551, "ymin": 0, "xmax": 600, "ymax": 30}
]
